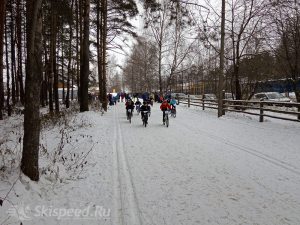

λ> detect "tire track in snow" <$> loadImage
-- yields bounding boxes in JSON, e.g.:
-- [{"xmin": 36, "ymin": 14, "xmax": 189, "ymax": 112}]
[
  {"xmin": 112, "ymin": 106, "xmax": 143, "ymax": 225},
  {"xmin": 176, "ymin": 108, "xmax": 300, "ymax": 176},
  {"xmin": 112, "ymin": 106, "xmax": 123, "ymax": 225}
]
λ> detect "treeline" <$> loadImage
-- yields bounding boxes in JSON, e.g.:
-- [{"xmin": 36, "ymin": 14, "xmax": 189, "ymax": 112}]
[{"xmin": 121, "ymin": 0, "xmax": 300, "ymax": 102}]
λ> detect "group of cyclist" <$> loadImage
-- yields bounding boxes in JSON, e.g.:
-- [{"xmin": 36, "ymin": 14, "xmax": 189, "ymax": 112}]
[{"xmin": 125, "ymin": 96, "xmax": 177, "ymax": 125}]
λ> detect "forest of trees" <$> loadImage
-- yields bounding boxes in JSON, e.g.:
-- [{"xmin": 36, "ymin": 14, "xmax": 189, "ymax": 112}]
[
  {"xmin": 0, "ymin": 0, "xmax": 299, "ymax": 180},
  {"xmin": 0, "ymin": 0, "xmax": 153, "ymax": 181}
]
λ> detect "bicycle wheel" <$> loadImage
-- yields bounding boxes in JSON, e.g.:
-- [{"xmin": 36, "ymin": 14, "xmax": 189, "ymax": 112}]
[
  {"xmin": 166, "ymin": 115, "xmax": 169, "ymax": 127},
  {"xmin": 129, "ymin": 113, "xmax": 132, "ymax": 123},
  {"xmin": 144, "ymin": 114, "xmax": 148, "ymax": 127}
]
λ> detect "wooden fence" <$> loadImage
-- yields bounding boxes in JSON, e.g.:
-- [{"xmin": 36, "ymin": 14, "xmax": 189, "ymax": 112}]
[{"xmin": 178, "ymin": 95, "xmax": 300, "ymax": 123}]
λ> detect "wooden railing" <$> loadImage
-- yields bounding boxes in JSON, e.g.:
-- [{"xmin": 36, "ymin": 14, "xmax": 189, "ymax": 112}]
[{"xmin": 177, "ymin": 95, "xmax": 300, "ymax": 122}]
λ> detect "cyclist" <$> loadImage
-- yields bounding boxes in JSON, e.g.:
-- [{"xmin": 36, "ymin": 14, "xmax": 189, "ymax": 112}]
[
  {"xmin": 170, "ymin": 97, "xmax": 177, "ymax": 109},
  {"xmin": 135, "ymin": 98, "xmax": 142, "ymax": 113},
  {"xmin": 140, "ymin": 101, "xmax": 151, "ymax": 120},
  {"xmin": 160, "ymin": 100, "xmax": 171, "ymax": 124},
  {"xmin": 125, "ymin": 99, "xmax": 135, "ymax": 119},
  {"xmin": 170, "ymin": 97, "xmax": 177, "ymax": 117}
]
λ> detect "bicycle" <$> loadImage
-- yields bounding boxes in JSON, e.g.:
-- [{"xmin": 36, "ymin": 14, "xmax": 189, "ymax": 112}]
[
  {"xmin": 127, "ymin": 109, "xmax": 133, "ymax": 123},
  {"xmin": 170, "ymin": 107, "xmax": 176, "ymax": 118},
  {"xmin": 163, "ymin": 110, "xmax": 170, "ymax": 127},
  {"xmin": 136, "ymin": 105, "xmax": 141, "ymax": 115},
  {"xmin": 142, "ymin": 111, "xmax": 150, "ymax": 127}
]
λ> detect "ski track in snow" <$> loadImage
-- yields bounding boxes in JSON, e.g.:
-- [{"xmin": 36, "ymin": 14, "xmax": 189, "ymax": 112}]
[{"xmin": 112, "ymin": 106, "xmax": 142, "ymax": 225}]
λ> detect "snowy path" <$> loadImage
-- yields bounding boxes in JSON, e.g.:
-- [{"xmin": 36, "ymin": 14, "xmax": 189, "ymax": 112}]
[
  {"xmin": 111, "ymin": 102, "xmax": 300, "ymax": 225},
  {"xmin": 1, "ymin": 102, "xmax": 300, "ymax": 225}
]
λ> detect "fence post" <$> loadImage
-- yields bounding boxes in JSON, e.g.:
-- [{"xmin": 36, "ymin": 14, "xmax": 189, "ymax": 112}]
[
  {"xmin": 222, "ymin": 90, "xmax": 225, "ymax": 115},
  {"xmin": 259, "ymin": 102, "xmax": 264, "ymax": 122},
  {"xmin": 188, "ymin": 94, "xmax": 190, "ymax": 107},
  {"xmin": 202, "ymin": 95, "xmax": 205, "ymax": 110}
]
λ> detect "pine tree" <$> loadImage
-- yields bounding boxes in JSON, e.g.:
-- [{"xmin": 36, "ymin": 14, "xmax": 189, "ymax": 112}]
[
  {"xmin": 21, "ymin": 0, "xmax": 43, "ymax": 181},
  {"xmin": 79, "ymin": 0, "xmax": 90, "ymax": 112}
]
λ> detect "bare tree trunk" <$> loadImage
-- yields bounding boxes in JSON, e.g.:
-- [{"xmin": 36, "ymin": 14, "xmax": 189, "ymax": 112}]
[
  {"xmin": 66, "ymin": 0, "xmax": 74, "ymax": 109},
  {"xmin": 40, "ymin": 22, "xmax": 48, "ymax": 107},
  {"xmin": 79, "ymin": 0, "xmax": 90, "ymax": 112},
  {"xmin": 61, "ymin": 31, "xmax": 65, "ymax": 104},
  {"xmin": 40, "ymin": 80, "xmax": 46, "ymax": 107},
  {"xmin": 101, "ymin": 0, "xmax": 108, "ymax": 111},
  {"xmin": 49, "ymin": 2, "xmax": 57, "ymax": 113},
  {"xmin": 16, "ymin": 0, "xmax": 25, "ymax": 105},
  {"xmin": 97, "ymin": 0, "xmax": 102, "ymax": 105},
  {"xmin": 10, "ymin": 0, "xmax": 16, "ymax": 105},
  {"xmin": 158, "ymin": 42, "xmax": 162, "ymax": 94},
  {"xmin": 5, "ymin": 16, "xmax": 11, "ymax": 116},
  {"xmin": 77, "ymin": 0, "xmax": 83, "ymax": 102},
  {"xmin": 218, "ymin": 0, "xmax": 225, "ymax": 117},
  {"xmin": 66, "ymin": 56, "xmax": 71, "ymax": 108},
  {"xmin": 21, "ymin": 0, "xmax": 43, "ymax": 181},
  {"xmin": 71, "ymin": 68, "xmax": 74, "ymax": 100},
  {"xmin": 15, "ymin": 1, "xmax": 20, "ymax": 104},
  {"xmin": 51, "ymin": 7, "xmax": 59, "ymax": 113},
  {"xmin": 15, "ymin": 59, "xmax": 20, "ymax": 102},
  {"xmin": 48, "ymin": 76, "xmax": 54, "ymax": 112},
  {"xmin": 0, "ymin": 0, "xmax": 7, "ymax": 120},
  {"xmin": 233, "ymin": 56, "xmax": 242, "ymax": 100}
]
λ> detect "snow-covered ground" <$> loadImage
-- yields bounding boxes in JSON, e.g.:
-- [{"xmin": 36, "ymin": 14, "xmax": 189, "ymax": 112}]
[{"xmin": 1, "ymin": 102, "xmax": 300, "ymax": 225}]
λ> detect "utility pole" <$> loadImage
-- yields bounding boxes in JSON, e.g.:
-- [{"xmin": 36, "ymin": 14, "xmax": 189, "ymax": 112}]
[{"xmin": 218, "ymin": 0, "xmax": 225, "ymax": 117}]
